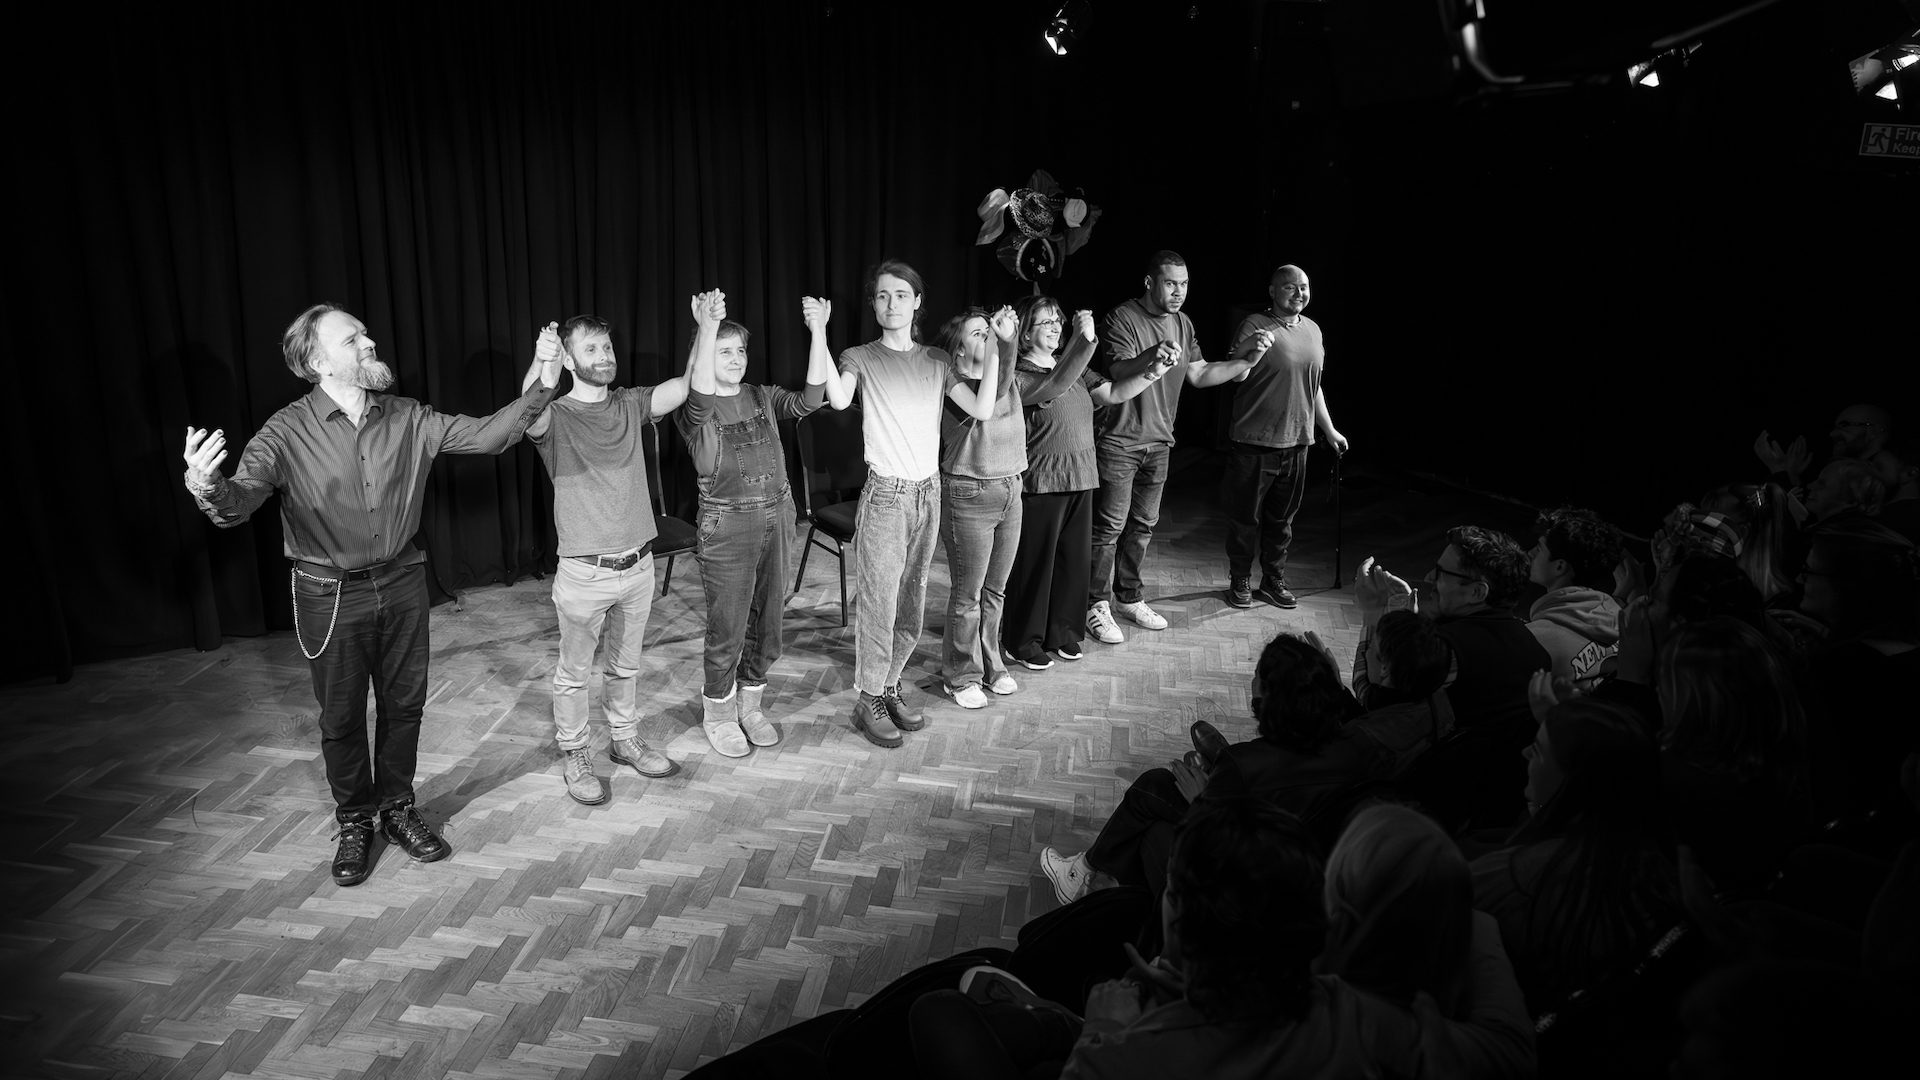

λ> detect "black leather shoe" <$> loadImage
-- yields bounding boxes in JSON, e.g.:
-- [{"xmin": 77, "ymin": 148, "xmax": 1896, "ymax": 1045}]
[
  {"xmin": 1226, "ymin": 575, "xmax": 1254, "ymax": 608},
  {"xmin": 1255, "ymin": 580, "xmax": 1299, "ymax": 609},
  {"xmin": 882, "ymin": 684, "xmax": 929, "ymax": 732},
  {"xmin": 1190, "ymin": 720, "xmax": 1231, "ymax": 770},
  {"xmin": 332, "ymin": 813, "xmax": 377, "ymax": 887},
  {"xmin": 381, "ymin": 803, "xmax": 451, "ymax": 863}
]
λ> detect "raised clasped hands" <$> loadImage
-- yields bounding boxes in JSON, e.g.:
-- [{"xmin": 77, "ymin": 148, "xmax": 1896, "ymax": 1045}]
[
  {"xmin": 691, "ymin": 289, "xmax": 726, "ymax": 326},
  {"xmin": 990, "ymin": 304, "xmax": 1019, "ymax": 342},
  {"xmin": 535, "ymin": 320, "xmax": 562, "ymax": 364},
  {"xmin": 182, "ymin": 426, "xmax": 227, "ymax": 487},
  {"xmin": 801, "ymin": 296, "xmax": 831, "ymax": 331},
  {"xmin": 1249, "ymin": 327, "xmax": 1275, "ymax": 359},
  {"xmin": 1073, "ymin": 309, "xmax": 1096, "ymax": 342}
]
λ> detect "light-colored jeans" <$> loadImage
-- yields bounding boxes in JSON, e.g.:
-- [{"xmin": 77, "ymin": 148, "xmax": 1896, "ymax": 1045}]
[
  {"xmin": 551, "ymin": 553, "xmax": 654, "ymax": 749},
  {"xmin": 940, "ymin": 472, "xmax": 1022, "ymax": 689},
  {"xmin": 853, "ymin": 472, "xmax": 941, "ymax": 696}
]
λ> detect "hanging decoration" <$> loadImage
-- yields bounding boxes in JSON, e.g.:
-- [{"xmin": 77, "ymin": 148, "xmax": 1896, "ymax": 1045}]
[{"xmin": 974, "ymin": 169, "xmax": 1103, "ymax": 284}]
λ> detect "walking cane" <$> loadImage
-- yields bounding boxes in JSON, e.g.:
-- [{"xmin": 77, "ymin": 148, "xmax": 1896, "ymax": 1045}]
[{"xmin": 1328, "ymin": 450, "xmax": 1344, "ymax": 588}]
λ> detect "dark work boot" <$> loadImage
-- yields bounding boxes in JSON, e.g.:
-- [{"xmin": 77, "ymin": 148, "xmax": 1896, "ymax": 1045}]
[
  {"xmin": 332, "ymin": 812, "xmax": 377, "ymax": 887},
  {"xmin": 381, "ymin": 802, "xmax": 450, "ymax": 863}
]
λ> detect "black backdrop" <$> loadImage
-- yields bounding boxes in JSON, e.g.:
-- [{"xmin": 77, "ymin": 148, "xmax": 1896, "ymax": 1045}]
[{"xmin": 9, "ymin": 0, "xmax": 1913, "ymax": 683}]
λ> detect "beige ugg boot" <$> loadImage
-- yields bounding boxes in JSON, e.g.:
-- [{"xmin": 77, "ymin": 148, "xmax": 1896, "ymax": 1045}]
[
  {"xmin": 702, "ymin": 687, "xmax": 750, "ymax": 757},
  {"xmin": 739, "ymin": 682, "xmax": 779, "ymax": 747}
]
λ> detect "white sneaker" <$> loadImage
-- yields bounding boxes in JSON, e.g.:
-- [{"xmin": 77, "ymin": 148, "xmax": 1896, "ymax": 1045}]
[
  {"xmin": 1040, "ymin": 847, "xmax": 1092, "ymax": 905},
  {"xmin": 949, "ymin": 682, "xmax": 989, "ymax": 709},
  {"xmin": 987, "ymin": 673, "xmax": 1018, "ymax": 696},
  {"xmin": 1115, "ymin": 600, "xmax": 1168, "ymax": 631},
  {"xmin": 1086, "ymin": 602, "xmax": 1125, "ymax": 645}
]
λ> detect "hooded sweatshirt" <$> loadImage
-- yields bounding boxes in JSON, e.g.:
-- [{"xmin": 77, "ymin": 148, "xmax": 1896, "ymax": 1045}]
[{"xmin": 1526, "ymin": 587, "xmax": 1622, "ymax": 689}]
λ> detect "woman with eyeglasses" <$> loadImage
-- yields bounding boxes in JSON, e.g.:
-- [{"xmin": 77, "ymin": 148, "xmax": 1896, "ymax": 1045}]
[{"xmin": 1000, "ymin": 296, "xmax": 1166, "ymax": 671}]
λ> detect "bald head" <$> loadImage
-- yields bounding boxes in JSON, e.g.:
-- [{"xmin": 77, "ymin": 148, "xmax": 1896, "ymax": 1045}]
[
  {"xmin": 1831, "ymin": 404, "xmax": 1892, "ymax": 460},
  {"xmin": 1269, "ymin": 264, "xmax": 1310, "ymax": 320}
]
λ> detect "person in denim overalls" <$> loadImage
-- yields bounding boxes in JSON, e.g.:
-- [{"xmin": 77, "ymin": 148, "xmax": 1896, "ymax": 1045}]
[{"xmin": 675, "ymin": 290, "xmax": 829, "ymax": 755}]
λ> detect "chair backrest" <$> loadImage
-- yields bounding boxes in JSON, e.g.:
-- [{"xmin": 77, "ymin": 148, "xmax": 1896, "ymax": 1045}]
[
  {"xmin": 641, "ymin": 416, "xmax": 671, "ymax": 517},
  {"xmin": 791, "ymin": 407, "xmax": 867, "ymax": 519}
]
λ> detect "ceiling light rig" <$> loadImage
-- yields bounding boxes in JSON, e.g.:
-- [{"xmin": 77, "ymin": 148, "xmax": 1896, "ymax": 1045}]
[{"xmin": 1046, "ymin": 0, "xmax": 1090, "ymax": 56}]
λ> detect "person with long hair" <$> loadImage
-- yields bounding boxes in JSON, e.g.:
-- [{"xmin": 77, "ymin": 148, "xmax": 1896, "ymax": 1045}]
[
  {"xmin": 1471, "ymin": 698, "xmax": 1683, "ymax": 1013},
  {"xmin": 1000, "ymin": 296, "xmax": 1162, "ymax": 670},
  {"xmin": 1796, "ymin": 518, "xmax": 1920, "ymax": 829},
  {"xmin": 674, "ymin": 291, "xmax": 829, "ymax": 756},
  {"xmin": 1038, "ymin": 631, "xmax": 1377, "ymax": 905},
  {"xmin": 933, "ymin": 306, "xmax": 1024, "ymax": 709},
  {"xmin": 818, "ymin": 259, "xmax": 953, "ymax": 748},
  {"xmin": 1656, "ymin": 617, "xmax": 1812, "ymax": 895}
]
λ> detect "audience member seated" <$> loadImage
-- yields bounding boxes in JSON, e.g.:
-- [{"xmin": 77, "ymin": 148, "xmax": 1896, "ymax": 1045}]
[
  {"xmin": 1338, "ymin": 611, "xmax": 1455, "ymax": 779},
  {"xmin": 1794, "ymin": 517, "xmax": 1920, "ymax": 837},
  {"xmin": 1019, "ymin": 799, "xmax": 1532, "ymax": 1079},
  {"xmin": 1655, "ymin": 617, "xmax": 1812, "ymax": 896},
  {"xmin": 1470, "ymin": 698, "xmax": 1682, "ymax": 1015},
  {"xmin": 1871, "ymin": 437, "xmax": 1920, "ymax": 542},
  {"xmin": 1351, "ymin": 532, "xmax": 1550, "ymax": 832},
  {"xmin": 1694, "ymin": 482, "xmax": 1800, "ymax": 606},
  {"xmin": 1039, "ymin": 631, "xmax": 1378, "ymax": 905},
  {"xmin": 1797, "ymin": 456, "xmax": 1887, "ymax": 531},
  {"xmin": 1525, "ymin": 507, "xmax": 1625, "ymax": 690}
]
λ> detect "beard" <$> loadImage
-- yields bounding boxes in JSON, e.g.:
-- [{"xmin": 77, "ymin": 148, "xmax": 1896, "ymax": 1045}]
[
  {"xmin": 572, "ymin": 361, "xmax": 617, "ymax": 388},
  {"xmin": 352, "ymin": 356, "xmax": 395, "ymax": 391}
]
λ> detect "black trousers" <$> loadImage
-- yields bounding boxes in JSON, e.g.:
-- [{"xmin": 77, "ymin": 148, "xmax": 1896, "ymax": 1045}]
[
  {"xmin": 1002, "ymin": 489, "xmax": 1093, "ymax": 658},
  {"xmin": 1222, "ymin": 441, "xmax": 1310, "ymax": 583},
  {"xmin": 1085, "ymin": 767, "xmax": 1190, "ymax": 899},
  {"xmin": 294, "ymin": 562, "xmax": 430, "ymax": 820}
]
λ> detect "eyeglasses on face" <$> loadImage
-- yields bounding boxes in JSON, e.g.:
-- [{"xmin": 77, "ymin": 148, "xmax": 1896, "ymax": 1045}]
[
  {"xmin": 1030, "ymin": 316, "xmax": 1063, "ymax": 329},
  {"xmin": 1429, "ymin": 562, "xmax": 1484, "ymax": 585}
]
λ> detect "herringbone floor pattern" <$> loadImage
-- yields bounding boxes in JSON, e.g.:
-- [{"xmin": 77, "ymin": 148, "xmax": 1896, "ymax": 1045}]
[{"xmin": 0, "ymin": 456, "xmax": 1531, "ymax": 1078}]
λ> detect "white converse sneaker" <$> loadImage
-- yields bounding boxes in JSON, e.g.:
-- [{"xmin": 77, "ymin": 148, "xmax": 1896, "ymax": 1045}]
[
  {"xmin": 1086, "ymin": 601, "xmax": 1125, "ymax": 645},
  {"xmin": 1040, "ymin": 846, "xmax": 1092, "ymax": 905},
  {"xmin": 987, "ymin": 673, "xmax": 1018, "ymax": 696},
  {"xmin": 1115, "ymin": 600, "xmax": 1168, "ymax": 631}
]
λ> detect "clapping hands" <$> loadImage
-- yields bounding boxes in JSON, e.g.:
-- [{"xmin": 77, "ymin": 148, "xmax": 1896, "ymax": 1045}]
[
  {"xmin": 1753, "ymin": 429, "xmax": 1811, "ymax": 481},
  {"xmin": 1353, "ymin": 555, "xmax": 1414, "ymax": 619}
]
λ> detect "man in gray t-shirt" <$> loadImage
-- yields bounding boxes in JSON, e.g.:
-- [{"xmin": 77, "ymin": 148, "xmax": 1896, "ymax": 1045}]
[
  {"xmin": 526, "ymin": 314, "xmax": 693, "ymax": 805},
  {"xmin": 1213, "ymin": 265, "xmax": 1348, "ymax": 611},
  {"xmin": 1086, "ymin": 250, "xmax": 1246, "ymax": 646}
]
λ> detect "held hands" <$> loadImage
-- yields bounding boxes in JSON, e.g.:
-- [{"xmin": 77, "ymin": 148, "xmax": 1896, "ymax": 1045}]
[
  {"xmin": 1153, "ymin": 339, "xmax": 1182, "ymax": 366},
  {"xmin": 1246, "ymin": 327, "xmax": 1276, "ymax": 360},
  {"xmin": 691, "ymin": 289, "xmax": 726, "ymax": 327},
  {"xmin": 182, "ymin": 426, "xmax": 227, "ymax": 488},
  {"xmin": 990, "ymin": 305, "xmax": 1019, "ymax": 342},
  {"xmin": 1074, "ymin": 309, "xmax": 1096, "ymax": 342},
  {"xmin": 801, "ymin": 296, "xmax": 831, "ymax": 332},
  {"xmin": 535, "ymin": 321, "xmax": 562, "ymax": 365}
]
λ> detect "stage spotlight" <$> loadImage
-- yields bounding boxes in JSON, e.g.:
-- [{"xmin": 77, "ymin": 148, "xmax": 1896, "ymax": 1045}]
[
  {"xmin": 1877, "ymin": 81, "xmax": 1900, "ymax": 100},
  {"xmin": 1628, "ymin": 60, "xmax": 1659, "ymax": 86},
  {"xmin": 1046, "ymin": 1, "xmax": 1090, "ymax": 56}
]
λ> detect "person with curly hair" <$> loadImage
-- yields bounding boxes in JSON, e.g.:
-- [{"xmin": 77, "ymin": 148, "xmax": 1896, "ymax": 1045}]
[{"xmin": 1525, "ymin": 507, "xmax": 1625, "ymax": 689}]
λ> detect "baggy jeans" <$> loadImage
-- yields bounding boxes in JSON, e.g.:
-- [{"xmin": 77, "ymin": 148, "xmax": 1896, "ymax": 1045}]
[{"xmin": 853, "ymin": 472, "xmax": 941, "ymax": 696}]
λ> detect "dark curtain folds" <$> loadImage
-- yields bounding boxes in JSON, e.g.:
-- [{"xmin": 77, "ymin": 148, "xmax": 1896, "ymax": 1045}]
[{"xmin": 11, "ymin": 1, "xmax": 1262, "ymax": 682}]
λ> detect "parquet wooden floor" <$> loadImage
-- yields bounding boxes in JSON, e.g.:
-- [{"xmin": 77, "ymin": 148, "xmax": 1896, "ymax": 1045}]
[{"xmin": 0, "ymin": 453, "xmax": 1537, "ymax": 1079}]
